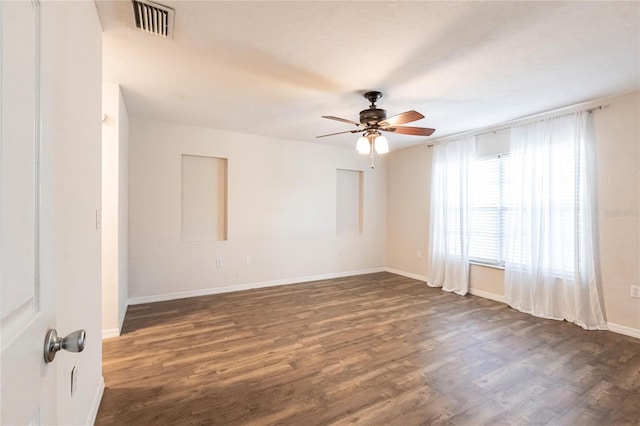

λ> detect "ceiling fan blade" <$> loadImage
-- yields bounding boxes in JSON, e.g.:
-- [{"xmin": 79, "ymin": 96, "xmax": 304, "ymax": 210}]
[
  {"xmin": 321, "ymin": 115, "xmax": 361, "ymax": 126},
  {"xmin": 316, "ymin": 129, "xmax": 361, "ymax": 138},
  {"xmin": 379, "ymin": 110, "xmax": 425, "ymax": 127},
  {"xmin": 382, "ymin": 126, "xmax": 436, "ymax": 136}
]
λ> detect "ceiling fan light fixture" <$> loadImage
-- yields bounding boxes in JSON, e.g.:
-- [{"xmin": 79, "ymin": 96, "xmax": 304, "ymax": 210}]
[
  {"xmin": 356, "ymin": 136, "xmax": 370, "ymax": 154},
  {"xmin": 375, "ymin": 135, "xmax": 389, "ymax": 154}
]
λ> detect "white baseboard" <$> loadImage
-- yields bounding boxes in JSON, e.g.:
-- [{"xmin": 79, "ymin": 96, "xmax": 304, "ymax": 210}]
[
  {"xmin": 384, "ymin": 267, "xmax": 427, "ymax": 282},
  {"xmin": 607, "ymin": 322, "xmax": 640, "ymax": 339},
  {"xmin": 128, "ymin": 267, "xmax": 386, "ymax": 305},
  {"xmin": 101, "ymin": 328, "xmax": 120, "ymax": 340},
  {"xmin": 101, "ymin": 307, "xmax": 128, "ymax": 340},
  {"xmin": 468, "ymin": 287, "xmax": 506, "ymax": 304},
  {"xmin": 87, "ymin": 375, "xmax": 105, "ymax": 425}
]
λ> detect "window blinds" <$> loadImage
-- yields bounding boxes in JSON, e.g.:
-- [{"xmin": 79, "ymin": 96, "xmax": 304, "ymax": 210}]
[{"xmin": 469, "ymin": 155, "xmax": 510, "ymax": 264}]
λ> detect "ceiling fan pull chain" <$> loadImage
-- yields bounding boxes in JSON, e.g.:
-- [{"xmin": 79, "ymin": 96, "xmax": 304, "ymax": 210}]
[{"xmin": 370, "ymin": 146, "xmax": 375, "ymax": 169}]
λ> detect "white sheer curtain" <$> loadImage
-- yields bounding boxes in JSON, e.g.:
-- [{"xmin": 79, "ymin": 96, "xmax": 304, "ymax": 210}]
[
  {"xmin": 504, "ymin": 111, "xmax": 607, "ymax": 330},
  {"xmin": 427, "ymin": 137, "xmax": 476, "ymax": 295}
]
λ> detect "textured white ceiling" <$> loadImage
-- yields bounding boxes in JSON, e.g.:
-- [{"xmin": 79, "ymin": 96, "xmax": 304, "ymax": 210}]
[{"xmin": 98, "ymin": 1, "xmax": 640, "ymax": 151}]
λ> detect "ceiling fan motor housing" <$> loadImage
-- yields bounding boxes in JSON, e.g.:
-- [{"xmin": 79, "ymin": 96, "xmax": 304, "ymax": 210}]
[
  {"xmin": 360, "ymin": 91, "xmax": 387, "ymax": 125},
  {"xmin": 359, "ymin": 108, "xmax": 387, "ymax": 126}
]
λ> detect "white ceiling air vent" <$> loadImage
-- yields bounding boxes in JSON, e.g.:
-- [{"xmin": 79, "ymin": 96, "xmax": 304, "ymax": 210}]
[{"xmin": 132, "ymin": 0, "xmax": 174, "ymax": 39}]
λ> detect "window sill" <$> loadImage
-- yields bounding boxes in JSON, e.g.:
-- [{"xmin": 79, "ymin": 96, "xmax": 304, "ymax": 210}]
[{"xmin": 469, "ymin": 261, "xmax": 505, "ymax": 271}]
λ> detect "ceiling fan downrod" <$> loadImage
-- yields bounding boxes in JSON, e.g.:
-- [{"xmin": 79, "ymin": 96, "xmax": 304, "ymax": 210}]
[{"xmin": 364, "ymin": 91, "xmax": 383, "ymax": 107}]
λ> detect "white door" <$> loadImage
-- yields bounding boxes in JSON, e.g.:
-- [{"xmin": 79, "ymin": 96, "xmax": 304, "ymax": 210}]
[
  {"xmin": 0, "ymin": 0, "xmax": 58, "ymax": 423},
  {"xmin": 0, "ymin": 0, "xmax": 102, "ymax": 423}
]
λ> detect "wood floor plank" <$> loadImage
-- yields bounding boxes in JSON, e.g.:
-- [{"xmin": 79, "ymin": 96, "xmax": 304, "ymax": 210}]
[{"xmin": 96, "ymin": 272, "xmax": 640, "ymax": 425}]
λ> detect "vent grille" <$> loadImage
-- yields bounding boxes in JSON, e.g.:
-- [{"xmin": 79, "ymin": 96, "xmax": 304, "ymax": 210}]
[{"xmin": 132, "ymin": 0, "xmax": 174, "ymax": 38}]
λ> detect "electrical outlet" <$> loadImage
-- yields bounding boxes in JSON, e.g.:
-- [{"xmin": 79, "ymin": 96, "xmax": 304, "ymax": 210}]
[
  {"xmin": 631, "ymin": 286, "xmax": 640, "ymax": 299},
  {"xmin": 338, "ymin": 250, "xmax": 343, "ymax": 258},
  {"xmin": 416, "ymin": 250, "xmax": 422, "ymax": 258},
  {"xmin": 245, "ymin": 255, "xmax": 253, "ymax": 265},
  {"xmin": 71, "ymin": 366, "xmax": 78, "ymax": 397},
  {"xmin": 216, "ymin": 258, "xmax": 222, "ymax": 268}
]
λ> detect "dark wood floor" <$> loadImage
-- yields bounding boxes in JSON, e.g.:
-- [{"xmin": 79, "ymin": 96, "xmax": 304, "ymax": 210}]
[{"xmin": 96, "ymin": 272, "xmax": 640, "ymax": 425}]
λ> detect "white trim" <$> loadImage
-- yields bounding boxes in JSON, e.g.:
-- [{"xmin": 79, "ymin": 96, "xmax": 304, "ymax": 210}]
[
  {"xmin": 118, "ymin": 304, "xmax": 127, "ymax": 331},
  {"xmin": 384, "ymin": 268, "xmax": 427, "ymax": 282},
  {"xmin": 469, "ymin": 261, "xmax": 505, "ymax": 271},
  {"xmin": 607, "ymin": 322, "xmax": 640, "ymax": 339},
  {"xmin": 127, "ymin": 268, "xmax": 386, "ymax": 305},
  {"xmin": 468, "ymin": 287, "xmax": 506, "ymax": 304},
  {"xmin": 101, "ymin": 328, "xmax": 120, "ymax": 340},
  {"xmin": 101, "ymin": 307, "xmax": 128, "ymax": 340},
  {"xmin": 86, "ymin": 375, "xmax": 105, "ymax": 425}
]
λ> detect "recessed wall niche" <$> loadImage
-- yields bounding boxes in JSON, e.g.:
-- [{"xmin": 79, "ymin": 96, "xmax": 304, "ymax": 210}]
[
  {"xmin": 181, "ymin": 154, "xmax": 228, "ymax": 242},
  {"xmin": 336, "ymin": 169, "xmax": 363, "ymax": 236}
]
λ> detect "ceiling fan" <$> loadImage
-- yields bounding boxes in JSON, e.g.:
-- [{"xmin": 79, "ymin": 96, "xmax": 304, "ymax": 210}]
[{"xmin": 317, "ymin": 91, "xmax": 435, "ymax": 167}]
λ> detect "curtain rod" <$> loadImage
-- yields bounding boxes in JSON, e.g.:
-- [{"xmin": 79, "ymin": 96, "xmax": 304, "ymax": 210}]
[{"xmin": 426, "ymin": 103, "xmax": 609, "ymax": 148}]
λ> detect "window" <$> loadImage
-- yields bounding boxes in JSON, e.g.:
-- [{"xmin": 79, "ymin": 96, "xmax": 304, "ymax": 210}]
[
  {"xmin": 469, "ymin": 146, "xmax": 580, "ymax": 275},
  {"xmin": 469, "ymin": 154, "xmax": 510, "ymax": 265},
  {"xmin": 504, "ymin": 139, "xmax": 580, "ymax": 276}
]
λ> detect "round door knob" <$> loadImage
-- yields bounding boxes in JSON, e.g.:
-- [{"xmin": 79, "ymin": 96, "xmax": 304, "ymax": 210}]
[{"xmin": 43, "ymin": 329, "xmax": 86, "ymax": 364}]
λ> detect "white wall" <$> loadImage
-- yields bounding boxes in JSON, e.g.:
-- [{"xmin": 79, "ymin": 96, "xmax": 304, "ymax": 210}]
[
  {"xmin": 336, "ymin": 169, "xmax": 363, "ymax": 236},
  {"xmin": 40, "ymin": 1, "xmax": 104, "ymax": 424},
  {"xmin": 386, "ymin": 145, "xmax": 431, "ymax": 277},
  {"xmin": 101, "ymin": 83, "xmax": 129, "ymax": 337},
  {"xmin": 128, "ymin": 118, "xmax": 387, "ymax": 301},
  {"xmin": 118, "ymin": 89, "xmax": 129, "ymax": 331},
  {"xmin": 594, "ymin": 91, "xmax": 640, "ymax": 335},
  {"xmin": 387, "ymin": 91, "xmax": 640, "ymax": 336}
]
